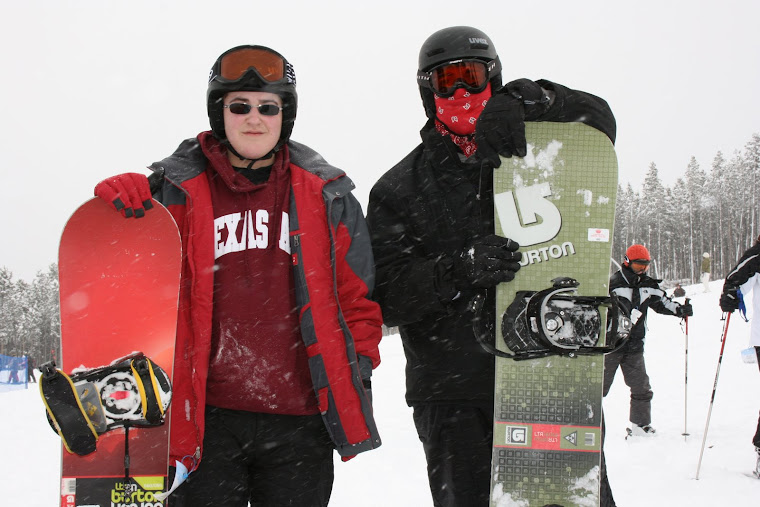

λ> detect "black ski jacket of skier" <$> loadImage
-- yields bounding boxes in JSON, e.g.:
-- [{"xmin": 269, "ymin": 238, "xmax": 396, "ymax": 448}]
[
  {"xmin": 367, "ymin": 80, "xmax": 615, "ymax": 406},
  {"xmin": 609, "ymin": 265, "xmax": 682, "ymax": 352},
  {"xmin": 723, "ymin": 240, "xmax": 760, "ymax": 347},
  {"xmin": 724, "ymin": 241, "xmax": 760, "ymax": 291}
]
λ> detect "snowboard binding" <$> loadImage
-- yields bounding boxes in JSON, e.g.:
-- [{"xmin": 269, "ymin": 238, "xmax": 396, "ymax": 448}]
[
  {"xmin": 473, "ymin": 277, "xmax": 632, "ymax": 360},
  {"xmin": 39, "ymin": 352, "xmax": 172, "ymax": 456}
]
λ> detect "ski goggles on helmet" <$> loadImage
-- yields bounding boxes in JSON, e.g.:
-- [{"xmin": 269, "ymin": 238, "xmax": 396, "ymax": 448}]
[
  {"xmin": 417, "ymin": 58, "xmax": 501, "ymax": 97},
  {"xmin": 211, "ymin": 46, "xmax": 294, "ymax": 85},
  {"xmin": 629, "ymin": 259, "xmax": 650, "ymax": 272}
]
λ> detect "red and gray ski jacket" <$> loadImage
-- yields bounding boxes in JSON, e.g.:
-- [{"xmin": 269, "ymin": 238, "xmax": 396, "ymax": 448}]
[{"xmin": 148, "ymin": 133, "xmax": 382, "ymax": 465}]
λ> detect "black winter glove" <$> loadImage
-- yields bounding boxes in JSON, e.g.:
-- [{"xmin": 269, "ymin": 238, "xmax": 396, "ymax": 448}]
[
  {"xmin": 676, "ymin": 302, "xmax": 693, "ymax": 318},
  {"xmin": 475, "ymin": 79, "xmax": 551, "ymax": 167},
  {"xmin": 720, "ymin": 285, "xmax": 740, "ymax": 313},
  {"xmin": 451, "ymin": 235, "xmax": 522, "ymax": 289},
  {"xmin": 502, "ymin": 78, "xmax": 551, "ymax": 120},
  {"xmin": 475, "ymin": 94, "xmax": 526, "ymax": 166}
]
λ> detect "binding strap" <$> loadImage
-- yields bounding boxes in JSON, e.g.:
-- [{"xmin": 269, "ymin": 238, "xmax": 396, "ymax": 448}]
[
  {"xmin": 39, "ymin": 362, "xmax": 99, "ymax": 456},
  {"xmin": 130, "ymin": 356, "xmax": 165, "ymax": 424}
]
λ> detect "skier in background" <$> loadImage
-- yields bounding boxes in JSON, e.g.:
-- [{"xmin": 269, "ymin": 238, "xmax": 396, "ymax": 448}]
[
  {"xmin": 7, "ymin": 356, "xmax": 20, "ymax": 384},
  {"xmin": 93, "ymin": 45, "xmax": 382, "ymax": 506},
  {"xmin": 701, "ymin": 252, "xmax": 712, "ymax": 292},
  {"xmin": 26, "ymin": 355, "xmax": 35, "ymax": 383},
  {"xmin": 367, "ymin": 25, "xmax": 617, "ymax": 507},
  {"xmin": 719, "ymin": 234, "xmax": 760, "ymax": 477},
  {"xmin": 672, "ymin": 283, "xmax": 686, "ymax": 298},
  {"xmin": 604, "ymin": 244, "xmax": 693, "ymax": 437}
]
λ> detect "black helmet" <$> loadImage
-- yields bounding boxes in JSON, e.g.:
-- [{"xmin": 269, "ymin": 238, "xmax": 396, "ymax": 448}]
[
  {"xmin": 417, "ymin": 26, "xmax": 502, "ymax": 119},
  {"xmin": 207, "ymin": 45, "xmax": 298, "ymax": 153}
]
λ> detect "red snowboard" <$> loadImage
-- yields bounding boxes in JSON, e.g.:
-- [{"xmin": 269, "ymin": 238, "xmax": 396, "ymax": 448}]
[{"xmin": 57, "ymin": 197, "xmax": 180, "ymax": 507}]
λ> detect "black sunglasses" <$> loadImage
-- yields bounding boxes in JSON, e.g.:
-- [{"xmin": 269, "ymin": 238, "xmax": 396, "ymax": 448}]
[{"xmin": 223, "ymin": 103, "xmax": 283, "ymax": 116}]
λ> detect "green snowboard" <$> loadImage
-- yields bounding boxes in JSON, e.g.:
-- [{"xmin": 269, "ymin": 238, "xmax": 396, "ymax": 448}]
[{"xmin": 490, "ymin": 122, "xmax": 618, "ymax": 506}]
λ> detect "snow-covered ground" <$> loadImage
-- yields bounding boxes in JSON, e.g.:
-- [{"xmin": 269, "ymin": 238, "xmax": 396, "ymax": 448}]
[{"xmin": 3, "ymin": 279, "xmax": 760, "ymax": 505}]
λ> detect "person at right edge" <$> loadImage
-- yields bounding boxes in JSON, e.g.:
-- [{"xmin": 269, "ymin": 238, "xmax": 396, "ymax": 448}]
[
  {"xmin": 720, "ymin": 235, "xmax": 760, "ymax": 477},
  {"xmin": 367, "ymin": 26, "xmax": 617, "ymax": 507}
]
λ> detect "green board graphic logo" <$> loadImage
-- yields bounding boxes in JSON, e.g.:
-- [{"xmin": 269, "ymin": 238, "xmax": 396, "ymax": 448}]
[{"xmin": 494, "ymin": 181, "xmax": 562, "ymax": 246}]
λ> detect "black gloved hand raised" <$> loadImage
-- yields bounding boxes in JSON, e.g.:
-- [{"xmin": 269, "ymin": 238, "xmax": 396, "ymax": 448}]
[
  {"xmin": 502, "ymin": 78, "xmax": 551, "ymax": 120},
  {"xmin": 676, "ymin": 302, "xmax": 693, "ymax": 318},
  {"xmin": 720, "ymin": 285, "xmax": 740, "ymax": 313},
  {"xmin": 474, "ymin": 94, "xmax": 526, "ymax": 167},
  {"xmin": 452, "ymin": 235, "xmax": 522, "ymax": 289},
  {"xmin": 475, "ymin": 79, "xmax": 551, "ymax": 168}
]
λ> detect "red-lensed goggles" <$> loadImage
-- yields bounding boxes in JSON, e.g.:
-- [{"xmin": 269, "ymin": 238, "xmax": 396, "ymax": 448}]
[
  {"xmin": 213, "ymin": 47, "xmax": 288, "ymax": 84},
  {"xmin": 417, "ymin": 58, "xmax": 501, "ymax": 97}
]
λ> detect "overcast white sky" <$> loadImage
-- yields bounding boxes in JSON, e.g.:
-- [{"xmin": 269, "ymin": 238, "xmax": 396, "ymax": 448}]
[{"xmin": 2, "ymin": 0, "xmax": 758, "ymax": 281}]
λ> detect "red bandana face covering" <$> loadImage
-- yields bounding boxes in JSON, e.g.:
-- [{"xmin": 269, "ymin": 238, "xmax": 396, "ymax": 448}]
[
  {"xmin": 434, "ymin": 120, "xmax": 478, "ymax": 157},
  {"xmin": 434, "ymin": 83, "xmax": 492, "ymax": 136}
]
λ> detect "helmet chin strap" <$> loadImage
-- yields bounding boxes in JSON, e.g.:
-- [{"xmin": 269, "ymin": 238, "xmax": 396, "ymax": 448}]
[{"xmin": 225, "ymin": 141, "xmax": 276, "ymax": 169}]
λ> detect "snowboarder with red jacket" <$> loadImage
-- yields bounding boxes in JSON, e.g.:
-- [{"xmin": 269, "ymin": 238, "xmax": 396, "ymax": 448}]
[{"xmin": 94, "ymin": 45, "xmax": 382, "ymax": 506}]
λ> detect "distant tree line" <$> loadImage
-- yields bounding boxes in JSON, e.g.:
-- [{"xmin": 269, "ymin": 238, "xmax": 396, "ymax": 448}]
[
  {"xmin": 613, "ymin": 133, "xmax": 760, "ymax": 285},
  {"xmin": 0, "ymin": 265, "xmax": 60, "ymax": 366}
]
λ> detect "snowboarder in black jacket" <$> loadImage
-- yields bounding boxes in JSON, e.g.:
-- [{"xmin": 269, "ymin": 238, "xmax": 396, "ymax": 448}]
[
  {"xmin": 604, "ymin": 244, "xmax": 692, "ymax": 437},
  {"xmin": 367, "ymin": 25, "xmax": 617, "ymax": 507}
]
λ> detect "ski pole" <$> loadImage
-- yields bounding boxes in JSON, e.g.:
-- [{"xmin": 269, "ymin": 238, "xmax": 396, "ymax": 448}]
[
  {"xmin": 695, "ymin": 312, "xmax": 732, "ymax": 480},
  {"xmin": 682, "ymin": 298, "xmax": 690, "ymax": 440}
]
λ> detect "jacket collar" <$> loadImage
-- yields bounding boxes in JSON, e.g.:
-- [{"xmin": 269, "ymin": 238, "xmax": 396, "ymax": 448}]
[
  {"xmin": 620, "ymin": 264, "xmax": 663, "ymax": 285},
  {"xmin": 420, "ymin": 120, "xmax": 485, "ymax": 185}
]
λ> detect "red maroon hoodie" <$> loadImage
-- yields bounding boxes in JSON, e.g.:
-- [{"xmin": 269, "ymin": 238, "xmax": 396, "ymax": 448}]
[{"xmin": 203, "ymin": 140, "xmax": 317, "ymax": 415}]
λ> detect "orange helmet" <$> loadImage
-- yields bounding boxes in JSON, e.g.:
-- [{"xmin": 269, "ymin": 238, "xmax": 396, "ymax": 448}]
[{"xmin": 624, "ymin": 244, "xmax": 650, "ymax": 267}]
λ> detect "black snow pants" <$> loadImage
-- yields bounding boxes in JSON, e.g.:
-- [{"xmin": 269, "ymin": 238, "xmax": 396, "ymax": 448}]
[
  {"xmin": 603, "ymin": 341, "xmax": 653, "ymax": 426},
  {"xmin": 170, "ymin": 406, "xmax": 334, "ymax": 507},
  {"xmin": 412, "ymin": 403, "xmax": 494, "ymax": 507}
]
